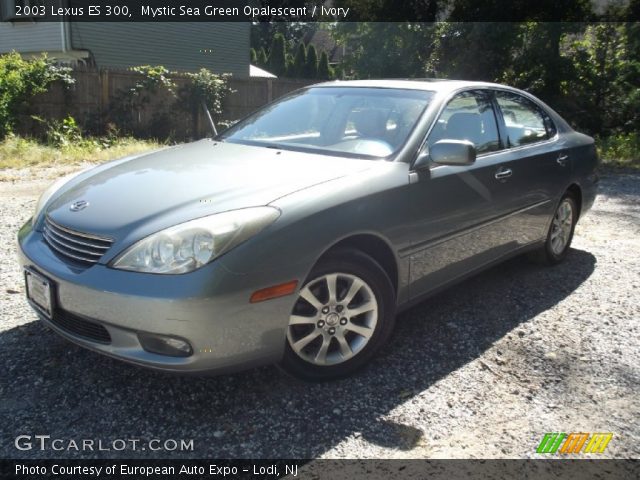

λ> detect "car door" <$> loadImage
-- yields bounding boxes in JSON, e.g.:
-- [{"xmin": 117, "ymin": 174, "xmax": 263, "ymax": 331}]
[
  {"xmin": 404, "ymin": 89, "xmax": 521, "ymax": 300},
  {"xmin": 490, "ymin": 89, "xmax": 572, "ymax": 243}
]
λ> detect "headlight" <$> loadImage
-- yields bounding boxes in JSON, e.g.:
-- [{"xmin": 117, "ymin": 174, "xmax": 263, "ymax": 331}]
[{"xmin": 111, "ymin": 207, "xmax": 280, "ymax": 274}]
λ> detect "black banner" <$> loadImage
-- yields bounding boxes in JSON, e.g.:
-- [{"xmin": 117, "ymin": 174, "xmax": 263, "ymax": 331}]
[
  {"xmin": 1, "ymin": 0, "xmax": 638, "ymax": 22},
  {"xmin": 1, "ymin": 459, "xmax": 638, "ymax": 480}
]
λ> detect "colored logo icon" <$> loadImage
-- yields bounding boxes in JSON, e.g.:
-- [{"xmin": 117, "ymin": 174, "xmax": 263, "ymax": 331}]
[{"xmin": 537, "ymin": 433, "xmax": 613, "ymax": 454}]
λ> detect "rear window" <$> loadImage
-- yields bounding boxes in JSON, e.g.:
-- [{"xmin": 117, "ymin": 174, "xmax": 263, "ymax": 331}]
[{"xmin": 496, "ymin": 92, "xmax": 555, "ymax": 147}]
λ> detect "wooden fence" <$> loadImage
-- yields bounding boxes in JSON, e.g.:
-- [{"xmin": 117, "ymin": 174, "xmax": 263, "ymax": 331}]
[{"xmin": 17, "ymin": 68, "xmax": 313, "ymax": 140}]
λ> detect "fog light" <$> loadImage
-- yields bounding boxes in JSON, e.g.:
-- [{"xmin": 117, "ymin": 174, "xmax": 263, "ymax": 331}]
[{"xmin": 137, "ymin": 332, "xmax": 193, "ymax": 357}]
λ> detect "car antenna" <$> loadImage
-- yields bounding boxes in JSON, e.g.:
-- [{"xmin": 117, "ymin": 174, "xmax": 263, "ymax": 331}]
[{"xmin": 201, "ymin": 100, "xmax": 218, "ymax": 137}]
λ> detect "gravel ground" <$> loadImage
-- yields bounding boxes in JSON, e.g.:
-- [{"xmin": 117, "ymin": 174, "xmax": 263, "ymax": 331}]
[{"xmin": 0, "ymin": 169, "xmax": 638, "ymax": 459}]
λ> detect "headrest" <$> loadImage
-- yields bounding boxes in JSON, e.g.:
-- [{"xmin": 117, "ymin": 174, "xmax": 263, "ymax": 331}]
[
  {"xmin": 446, "ymin": 112, "xmax": 483, "ymax": 143},
  {"xmin": 351, "ymin": 109, "xmax": 388, "ymax": 138}
]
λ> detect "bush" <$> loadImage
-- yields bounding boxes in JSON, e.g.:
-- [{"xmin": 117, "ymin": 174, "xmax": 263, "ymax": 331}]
[
  {"xmin": 0, "ymin": 52, "xmax": 74, "ymax": 139},
  {"xmin": 305, "ymin": 45, "xmax": 319, "ymax": 79},
  {"xmin": 45, "ymin": 115, "xmax": 83, "ymax": 148},
  {"xmin": 318, "ymin": 51, "xmax": 334, "ymax": 80},
  {"xmin": 292, "ymin": 42, "xmax": 307, "ymax": 78},
  {"xmin": 257, "ymin": 47, "xmax": 269, "ymax": 69},
  {"xmin": 107, "ymin": 65, "xmax": 232, "ymax": 138},
  {"xmin": 268, "ymin": 33, "xmax": 287, "ymax": 76},
  {"xmin": 597, "ymin": 133, "xmax": 640, "ymax": 169},
  {"xmin": 181, "ymin": 69, "xmax": 233, "ymax": 120}
]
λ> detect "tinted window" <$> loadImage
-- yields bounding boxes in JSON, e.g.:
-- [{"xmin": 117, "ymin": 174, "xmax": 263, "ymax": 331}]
[
  {"xmin": 495, "ymin": 92, "xmax": 554, "ymax": 147},
  {"xmin": 428, "ymin": 90, "xmax": 500, "ymax": 154}
]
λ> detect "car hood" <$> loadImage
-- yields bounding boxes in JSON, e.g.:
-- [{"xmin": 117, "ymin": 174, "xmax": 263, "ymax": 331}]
[{"xmin": 44, "ymin": 140, "xmax": 374, "ymax": 241}]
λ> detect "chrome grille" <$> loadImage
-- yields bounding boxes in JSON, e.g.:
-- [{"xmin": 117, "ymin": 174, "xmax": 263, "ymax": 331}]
[{"xmin": 43, "ymin": 217, "xmax": 113, "ymax": 264}]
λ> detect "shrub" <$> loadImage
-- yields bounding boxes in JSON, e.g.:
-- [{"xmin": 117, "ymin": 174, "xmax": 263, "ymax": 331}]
[
  {"xmin": 268, "ymin": 33, "xmax": 287, "ymax": 76},
  {"xmin": 305, "ymin": 45, "xmax": 319, "ymax": 79},
  {"xmin": 45, "ymin": 115, "xmax": 83, "ymax": 148},
  {"xmin": 131, "ymin": 65, "xmax": 175, "ymax": 91},
  {"xmin": 181, "ymin": 69, "xmax": 233, "ymax": 120},
  {"xmin": 257, "ymin": 47, "xmax": 269, "ymax": 69},
  {"xmin": 292, "ymin": 42, "xmax": 307, "ymax": 78},
  {"xmin": 597, "ymin": 133, "xmax": 640, "ymax": 169},
  {"xmin": 318, "ymin": 51, "xmax": 334, "ymax": 80},
  {"xmin": 0, "ymin": 52, "xmax": 74, "ymax": 139},
  {"xmin": 108, "ymin": 65, "xmax": 176, "ymax": 136}
]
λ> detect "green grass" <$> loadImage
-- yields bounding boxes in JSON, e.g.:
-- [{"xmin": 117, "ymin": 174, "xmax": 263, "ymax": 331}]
[
  {"xmin": 0, "ymin": 135, "xmax": 162, "ymax": 169},
  {"xmin": 597, "ymin": 133, "xmax": 640, "ymax": 171}
]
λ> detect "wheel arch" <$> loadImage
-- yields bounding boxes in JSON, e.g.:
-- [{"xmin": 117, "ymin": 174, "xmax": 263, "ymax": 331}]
[
  {"xmin": 566, "ymin": 183, "xmax": 583, "ymax": 218},
  {"xmin": 316, "ymin": 233, "xmax": 399, "ymax": 297}
]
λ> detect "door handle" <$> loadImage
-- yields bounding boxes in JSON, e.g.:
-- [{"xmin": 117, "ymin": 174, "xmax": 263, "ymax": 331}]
[
  {"xmin": 495, "ymin": 168, "xmax": 513, "ymax": 180},
  {"xmin": 557, "ymin": 154, "xmax": 569, "ymax": 166}
]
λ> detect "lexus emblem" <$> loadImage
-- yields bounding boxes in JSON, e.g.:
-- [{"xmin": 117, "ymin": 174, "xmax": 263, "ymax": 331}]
[{"xmin": 69, "ymin": 200, "xmax": 89, "ymax": 212}]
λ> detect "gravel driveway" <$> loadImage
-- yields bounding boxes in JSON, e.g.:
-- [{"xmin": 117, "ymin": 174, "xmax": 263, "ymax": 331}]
[{"xmin": 0, "ymin": 169, "xmax": 638, "ymax": 459}]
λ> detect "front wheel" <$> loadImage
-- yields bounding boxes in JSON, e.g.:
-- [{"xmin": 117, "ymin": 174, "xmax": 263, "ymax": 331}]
[
  {"xmin": 280, "ymin": 249, "xmax": 395, "ymax": 381},
  {"xmin": 532, "ymin": 195, "xmax": 578, "ymax": 265}
]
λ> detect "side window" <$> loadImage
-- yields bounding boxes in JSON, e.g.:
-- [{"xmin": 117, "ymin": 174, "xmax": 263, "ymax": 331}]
[
  {"xmin": 495, "ymin": 92, "xmax": 555, "ymax": 147},
  {"xmin": 428, "ymin": 90, "xmax": 500, "ymax": 155}
]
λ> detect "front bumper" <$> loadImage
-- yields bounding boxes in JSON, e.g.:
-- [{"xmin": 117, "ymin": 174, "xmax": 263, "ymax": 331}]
[{"xmin": 17, "ymin": 221, "xmax": 300, "ymax": 374}]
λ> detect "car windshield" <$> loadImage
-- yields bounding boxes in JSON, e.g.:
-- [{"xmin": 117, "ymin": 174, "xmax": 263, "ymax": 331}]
[{"xmin": 218, "ymin": 87, "xmax": 434, "ymax": 159}]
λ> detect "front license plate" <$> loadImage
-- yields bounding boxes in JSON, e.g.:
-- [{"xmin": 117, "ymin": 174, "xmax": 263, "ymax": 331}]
[{"xmin": 25, "ymin": 269, "xmax": 54, "ymax": 319}]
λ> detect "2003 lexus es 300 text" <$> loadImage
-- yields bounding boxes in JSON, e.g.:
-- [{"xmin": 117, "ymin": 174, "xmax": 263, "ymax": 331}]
[{"xmin": 18, "ymin": 80, "xmax": 599, "ymax": 380}]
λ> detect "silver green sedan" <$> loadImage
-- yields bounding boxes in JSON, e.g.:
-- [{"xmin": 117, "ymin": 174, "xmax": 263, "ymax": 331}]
[{"xmin": 17, "ymin": 80, "xmax": 599, "ymax": 380}]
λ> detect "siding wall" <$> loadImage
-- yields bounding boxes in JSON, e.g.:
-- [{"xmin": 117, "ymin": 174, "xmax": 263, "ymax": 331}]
[
  {"xmin": 71, "ymin": 23, "xmax": 250, "ymax": 76},
  {"xmin": 0, "ymin": 22, "xmax": 63, "ymax": 53}
]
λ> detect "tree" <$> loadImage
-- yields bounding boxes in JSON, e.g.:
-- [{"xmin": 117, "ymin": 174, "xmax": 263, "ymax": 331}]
[
  {"xmin": 565, "ymin": 21, "xmax": 640, "ymax": 136},
  {"xmin": 292, "ymin": 42, "xmax": 307, "ymax": 78},
  {"xmin": 333, "ymin": 23, "xmax": 434, "ymax": 78},
  {"xmin": 425, "ymin": 22, "xmax": 520, "ymax": 81},
  {"xmin": 620, "ymin": 0, "xmax": 640, "ymax": 133},
  {"xmin": 318, "ymin": 51, "xmax": 333, "ymax": 80},
  {"xmin": 424, "ymin": 21, "xmax": 585, "ymax": 109},
  {"xmin": 305, "ymin": 44, "xmax": 318, "ymax": 78},
  {"xmin": 251, "ymin": 21, "xmax": 317, "ymax": 51},
  {"xmin": 334, "ymin": 0, "xmax": 439, "ymax": 21},
  {"xmin": 285, "ymin": 52, "xmax": 295, "ymax": 78},
  {"xmin": 443, "ymin": 0, "xmax": 592, "ymax": 105},
  {"xmin": 250, "ymin": 48, "xmax": 257, "ymax": 65},
  {"xmin": 268, "ymin": 33, "xmax": 287, "ymax": 76},
  {"xmin": 257, "ymin": 47, "xmax": 268, "ymax": 68}
]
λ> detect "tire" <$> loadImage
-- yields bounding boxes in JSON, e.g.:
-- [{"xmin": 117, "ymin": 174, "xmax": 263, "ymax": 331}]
[
  {"xmin": 280, "ymin": 248, "xmax": 396, "ymax": 381},
  {"xmin": 530, "ymin": 194, "xmax": 578, "ymax": 265}
]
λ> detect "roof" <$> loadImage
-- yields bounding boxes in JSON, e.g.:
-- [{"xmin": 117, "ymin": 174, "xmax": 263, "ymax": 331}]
[
  {"xmin": 309, "ymin": 79, "xmax": 509, "ymax": 93},
  {"xmin": 303, "ymin": 79, "xmax": 568, "ymax": 129},
  {"xmin": 250, "ymin": 64, "xmax": 277, "ymax": 78}
]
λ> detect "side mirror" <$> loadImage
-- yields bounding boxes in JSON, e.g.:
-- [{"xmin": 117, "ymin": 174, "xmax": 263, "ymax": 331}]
[
  {"xmin": 430, "ymin": 139, "xmax": 476, "ymax": 166},
  {"xmin": 413, "ymin": 149, "xmax": 431, "ymax": 170}
]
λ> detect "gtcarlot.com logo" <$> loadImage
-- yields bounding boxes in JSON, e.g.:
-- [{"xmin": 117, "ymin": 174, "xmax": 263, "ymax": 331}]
[
  {"xmin": 15, "ymin": 435, "xmax": 194, "ymax": 452},
  {"xmin": 536, "ymin": 432, "xmax": 613, "ymax": 454}
]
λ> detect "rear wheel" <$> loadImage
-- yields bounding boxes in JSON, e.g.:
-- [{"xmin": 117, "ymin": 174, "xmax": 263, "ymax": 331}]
[
  {"xmin": 280, "ymin": 249, "xmax": 395, "ymax": 381},
  {"xmin": 531, "ymin": 194, "xmax": 578, "ymax": 265}
]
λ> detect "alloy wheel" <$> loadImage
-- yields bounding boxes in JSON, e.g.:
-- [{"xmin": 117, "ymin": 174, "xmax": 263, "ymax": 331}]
[
  {"xmin": 550, "ymin": 199, "xmax": 574, "ymax": 255},
  {"xmin": 287, "ymin": 273, "xmax": 378, "ymax": 366}
]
